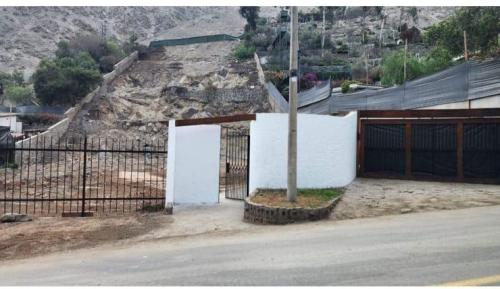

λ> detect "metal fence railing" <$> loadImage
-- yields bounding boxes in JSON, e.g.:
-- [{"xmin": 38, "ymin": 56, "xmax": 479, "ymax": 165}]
[{"xmin": 1, "ymin": 135, "xmax": 167, "ymax": 216}]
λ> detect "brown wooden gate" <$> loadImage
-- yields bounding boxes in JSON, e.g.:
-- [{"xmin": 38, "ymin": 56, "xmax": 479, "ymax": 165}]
[{"xmin": 357, "ymin": 109, "xmax": 500, "ymax": 184}]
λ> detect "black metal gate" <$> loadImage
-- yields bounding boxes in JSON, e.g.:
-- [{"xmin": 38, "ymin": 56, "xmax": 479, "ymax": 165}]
[
  {"xmin": 222, "ymin": 128, "xmax": 250, "ymax": 200},
  {"xmin": 0, "ymin": 135, "xmax": 167, "ymax": 216},
  {"xmin": 358, "ymin": 109, "xmax": 500, "ymax": 184}
]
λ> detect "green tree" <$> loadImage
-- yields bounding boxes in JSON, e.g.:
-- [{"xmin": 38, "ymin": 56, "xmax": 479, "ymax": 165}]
[
  {"xmin": 33, "ymin": 52, "xmax": 102, "ymax": 105},
  {"xmin": 5, "ymin": 85, "xmax": 34, "ymax": 105},
  {"xmin": 424, "ymin": 7, "xmax": 500, "ymax": 56},
  {"xmin": 55, "ymin": 41, "xmax": 73, "ymax": 59},
  {"xmin": 56, "ymin": 35, "xmax": 127, "ymax": 73},
  {"xmin": 422, "ymin": 47, "xmax": 453, "ymax": 74},
  {"xmin": 239, "ymin": 7, "xmax": 260, "ymax": 32}
]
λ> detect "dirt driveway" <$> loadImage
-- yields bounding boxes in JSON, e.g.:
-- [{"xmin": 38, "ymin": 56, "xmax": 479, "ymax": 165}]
[{"xmin": 333, "ymin": 178, "xmax": 500, "ymax": 219}]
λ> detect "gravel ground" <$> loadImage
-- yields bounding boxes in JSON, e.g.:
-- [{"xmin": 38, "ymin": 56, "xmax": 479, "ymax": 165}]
[{"xmin": 333, "ymin": 178, "xmax": 500, "ymax": 220}]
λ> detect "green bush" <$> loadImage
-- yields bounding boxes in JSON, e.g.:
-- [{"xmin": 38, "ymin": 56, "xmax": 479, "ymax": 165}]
[
  {"xmin": 33, "ymin": 52, "xmax": 102, "ymax": 105},
  {"xmin": 5, "ymin": 85, "xmax": 34, "ymax": 105},
  {"xmin": 381, "ymin": 49, "xmax": 424, "ymax": 86},
  {"xmin": 381, "ymin": 47, "xmax": 454, "ymax": 87},
  {"xmin": 423, "ymin": 7, "xmax": 500, "ymax": 57},
  {"xmin": 55, "ymin": 35, "xmax": 127, "ymax": 73},
  {"xmin": 422, "ymin": 47, "xmax": 453, "ymax": 74},
  {"xmin": 233, "ymin": 43, "xmax": 256, "ymax": 60},
  {"xmin": 0, "ymin": 70, "xmax": 24, "ymax": 89},
  {"xmin": 341, "ymin": 80, "xmax": 353, "ymax": 93},
  {"xmin": 98, "ymin": 54, "xmax": 121, "ymax": 73}
]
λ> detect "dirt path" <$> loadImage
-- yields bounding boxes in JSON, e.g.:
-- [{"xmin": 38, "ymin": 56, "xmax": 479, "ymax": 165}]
[
  {"xmin": 333, "ymin": 178, "xmax": 500, "ymax": 219},
  {"xmin": 0, "ymin": 213, "xmax": 172, "ymax": 262}
]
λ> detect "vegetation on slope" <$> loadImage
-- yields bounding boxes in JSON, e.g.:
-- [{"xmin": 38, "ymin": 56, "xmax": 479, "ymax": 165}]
[
  {"xmin": 33, "ymin": 34, "xmax": 142, "ymax": 106},
  {"xmin": 0, "ymin": 71, "xmax": 34, "ymax": 105},
  {"xmin": 381, "ymin": 7, "xmax": 499, "ymax": 86}
]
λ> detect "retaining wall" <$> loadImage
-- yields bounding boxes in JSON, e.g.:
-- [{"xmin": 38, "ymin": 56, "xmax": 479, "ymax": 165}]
[{"xmin": 254, "ymin": 53, "xmax": 289, "ymax": 113}]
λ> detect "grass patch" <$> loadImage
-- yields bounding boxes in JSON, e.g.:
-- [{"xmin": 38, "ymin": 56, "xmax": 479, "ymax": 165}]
[
  {"xmin": 250, "ymin": 188, "xmax": 343, "ymax": 209},
  {"xmin": 233, "ymin": 42, "xmax": 256, "ymax": 60}
]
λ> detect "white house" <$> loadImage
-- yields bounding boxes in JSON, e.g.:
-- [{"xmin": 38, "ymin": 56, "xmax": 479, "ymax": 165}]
[{"xmin": 0, "ymin": 113, "xmax": 22, "ymax": 134}]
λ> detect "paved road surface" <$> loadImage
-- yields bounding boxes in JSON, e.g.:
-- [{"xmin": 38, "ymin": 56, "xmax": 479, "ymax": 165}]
[{"xmin": 1, "ymin": 205, "xmax": 500, "ymax": 285}]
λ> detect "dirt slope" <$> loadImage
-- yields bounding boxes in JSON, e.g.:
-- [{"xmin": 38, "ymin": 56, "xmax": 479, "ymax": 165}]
[{"xmin": 66, "ymin": 41, "xmax": 270, "ymax": 140}]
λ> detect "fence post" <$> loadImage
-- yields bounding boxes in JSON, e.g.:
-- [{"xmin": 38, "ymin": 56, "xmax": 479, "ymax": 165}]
[
  {"xmin": 81, "ymin": 136, "xmax": 88, "ymax": 217},
  {"xmin": 246, "ymin": 134, "xmax": 250, "ymax": 197},
  {"xmin": 457, "ymin": 121, "xmax": 464, "ymax": 181}
]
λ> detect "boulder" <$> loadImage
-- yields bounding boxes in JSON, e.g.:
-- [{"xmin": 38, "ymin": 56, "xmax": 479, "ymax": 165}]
[
  {"xmin": 400, "ymin": 208, "xmax": 413, "ymax": 214},
  {"xmin": 0, "ymin": 213, "xmax": 33, "ymax": 223},
  {"xmin": 181, "ymin": 108, "xmax": 199, "ymax": 119}
]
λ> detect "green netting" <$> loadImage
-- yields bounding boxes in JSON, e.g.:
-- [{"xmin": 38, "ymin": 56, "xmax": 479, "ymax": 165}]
[{"xmin": 149, "ymin": 34, "xmax": 241, "ymax": 48}]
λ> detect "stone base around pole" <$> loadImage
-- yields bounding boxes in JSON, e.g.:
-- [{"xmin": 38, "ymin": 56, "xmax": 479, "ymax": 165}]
[{"xmin": 243, "ymin": 196, "xmax": 342, "ymax": 225}]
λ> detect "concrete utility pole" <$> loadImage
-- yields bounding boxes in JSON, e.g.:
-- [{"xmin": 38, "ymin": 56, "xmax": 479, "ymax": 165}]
[
  {"xmin": 365, "ymin": 50, "xmax": 369, "ymax": 84},
  {"xmin": 403, "ymin": 38, "xmax": 408, "ymax": 82},
  {"xmin": 287, "ymin": 6, "xmax": 298, "ymax": 202},
  {"xmin": 321, "ymin": 7, "xmax": 326, "ymax": 58},
  {"xmin": 463, "ymin": 30, "xmax": 468, "ymax": 61}
]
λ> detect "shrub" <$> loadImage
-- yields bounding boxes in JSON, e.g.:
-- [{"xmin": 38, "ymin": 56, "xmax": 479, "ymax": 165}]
[
  {"xmin": 233, "ymin": 42, "xmax": 256, "ymax": 60},
  {"xmin": 422, "ymin": 47, "xmax": 452, "ymax": 74},
  {"xmin": 0, "ymin": 70, "xmax": 24, "ymax": 88},
  {"xmin": 341, "ymin": 80, "xmax": 352, "ymax": 93},
  {"xmin": 56, "ymin": 35, "xmax": 126, "ymax": 73},
  {"xmin": 99, "ymin": 54, "xmax": 120, "ymax": 73},
  {"xmin": 381, "ymin": 47, "xmax": 454, "ymax": 87},
  {"xmin": 33, "ymin": 53, "xmax": 102, "ymax": 105},
  {"xmin": 5, "ymin": 85, "xmax": 34, "ymax": 105},
  {"xmin": 300, "ymin": 72, "xmax": 318, "ymax": 90},
  {"xmin": 423, "ymin": 7, "xmax": 500, "ymax": 57},
  {"xmin": 351, "ymin": 60, "xmax": 367, "ymax": 82},
  {"xmin": 380, "ymin": 49, "xmax": 424, "ymax": 86}
]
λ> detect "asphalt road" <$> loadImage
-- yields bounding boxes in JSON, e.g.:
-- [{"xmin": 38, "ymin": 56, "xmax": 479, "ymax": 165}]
[{"xmin": 1, "ymin": 205, "xmax": 500, "ymax": 286}]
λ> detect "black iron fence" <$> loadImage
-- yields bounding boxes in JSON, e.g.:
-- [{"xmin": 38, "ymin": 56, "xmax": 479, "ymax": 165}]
[
  {"xmin": 0, "ymin": 135, "xmax": 167, "ymax": 216},
  {"xmin": 220, "ymin": 127, "xmax": 250, "ymax": 200},
  {"xmin": 358, "ymin": 109, "xmax": 500, "ymax": 184}
]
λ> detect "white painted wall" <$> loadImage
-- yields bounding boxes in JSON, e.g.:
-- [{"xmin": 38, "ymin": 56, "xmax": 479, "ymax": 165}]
[
  {"xmin": 418, "ymin": 101, "xmax": 469, "ymax": 110},
  {"xmin": 0, "ymin": 115, "xmax": 21, "ymax": 133},
  {"xmin": 165, "ymin": 120, "xmax": 176, "ymax": 206},
  {"xmin": 166, "ymin": 123, "xmax": 221, "ymax": 205},
  {"xmin": 249, "ymin": 112, "xmax": 358, "ymax": 194},
  {"xmin": 471, "ymin": 95, "xmax": 500, "ymax": 109}
]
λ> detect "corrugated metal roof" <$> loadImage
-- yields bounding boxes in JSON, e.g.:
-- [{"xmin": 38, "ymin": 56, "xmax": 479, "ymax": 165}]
[{"xmin": 298, "ymin": 81, "xmax": 331, "ymax": 108}]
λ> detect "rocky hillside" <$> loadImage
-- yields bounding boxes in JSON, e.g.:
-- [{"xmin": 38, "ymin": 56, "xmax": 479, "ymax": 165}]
[
  {"xmin": 66, "ymin": 41, "xmax": 270, "ymax": 140},
  {"xmin": 0, "ymin": 6, "xmax": 245, "ymax": 75}
]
